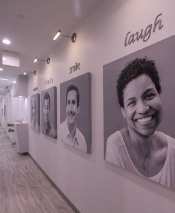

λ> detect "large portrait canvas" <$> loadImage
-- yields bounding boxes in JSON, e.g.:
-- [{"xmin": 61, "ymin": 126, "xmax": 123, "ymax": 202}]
[
  {"xmin": 103, "ymin": 35, "xmax": 175, "ymax": 191},
  {"xmin": 31, "ymin": 93, "xmax": 40, "ymax": 132},
  {"xmin": 60, "ymin": 72, "xmax": 91, "ymax": 154},
  {"xmin": 41, "ymin": 86, "xmax": 57, "ymax": 139}
]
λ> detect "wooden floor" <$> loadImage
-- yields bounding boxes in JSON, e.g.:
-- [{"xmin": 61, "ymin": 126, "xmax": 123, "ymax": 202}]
[{"xmin": 0, "ymin": 127, "xmax": 75, "ymax": 213}]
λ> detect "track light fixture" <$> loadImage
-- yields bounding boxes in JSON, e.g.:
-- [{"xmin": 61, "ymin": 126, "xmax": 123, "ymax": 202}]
[
  {"xmin": 33, "ymin": 57, "xmax": 50, "ymax": 64},
  {"xmin": 33, "ymin": 58, "xmax": 38, "ymax": 63},
  {"xmin": 53, "ymin": 30, "xmax": 61, "ymax": 40},
  {"xmin": 53, "ymin": 29, "xmax": 77, "ymax": 43},
  {"xmin": 23, "ymin": 70, "xmax": 37, "ymax": 75}
]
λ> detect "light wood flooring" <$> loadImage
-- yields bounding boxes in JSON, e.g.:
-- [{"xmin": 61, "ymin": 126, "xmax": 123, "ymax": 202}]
[{"xmin": 0, "ymin": 126, "xmax": 76, "ymax": 213}]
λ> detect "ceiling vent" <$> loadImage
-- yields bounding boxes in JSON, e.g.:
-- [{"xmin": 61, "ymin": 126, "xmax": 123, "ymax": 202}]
[{"xmin": 2, "ymin": 50, "xmax": 20, "ymax": 67}]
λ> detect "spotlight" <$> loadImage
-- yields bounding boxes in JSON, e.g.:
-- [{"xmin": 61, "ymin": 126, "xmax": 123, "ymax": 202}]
[
  {"xmin": 53, "ymin": 30, "xmax": 61, "ymax": 40},
  {"xmin": 53, "ymin": 29, "xmax": 77, "ymax": 43},
  {"xmin": 33, "ymin": 57, "xmax": 38, "ymax": 63},
  {"xmin": 24, "ymin": 70, "xmax": 36, "ymax": 75},
  {"xmin": 33, "ymin": 57, "xmax": 50, "ymax": 64}
]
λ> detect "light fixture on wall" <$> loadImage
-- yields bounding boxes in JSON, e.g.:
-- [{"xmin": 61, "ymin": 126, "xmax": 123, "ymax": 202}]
[
  {"xmin": 53, "ymin": 30, "xmax": 61, "ymax": 40},
  {"xmin": 33, "ymin": 57, "xmax": 50, "ymax": 64},
  {"xmin": 53, "ymin": 29, "xmax": 77, "ymax": 43},
  {"xmin": 23, "ymin": 70, "xmax": 36, "ymax": 75}
]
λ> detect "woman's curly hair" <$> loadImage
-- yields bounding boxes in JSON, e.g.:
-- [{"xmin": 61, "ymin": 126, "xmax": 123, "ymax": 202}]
[{"xmin": 116, "ymin": 57, "xmax": 162, "ymax": 107}]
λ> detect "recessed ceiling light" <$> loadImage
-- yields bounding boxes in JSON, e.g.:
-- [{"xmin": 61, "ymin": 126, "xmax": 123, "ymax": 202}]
[
  {"xmin": 0, "ymin": 78, "xmax": 8, "ymax": 81},
  {"xmin": 0, "ymin": 68, "xmax": 3, "ymax": 71},
  {"xmin": 13, "ymin": 81, "xmax": 16, "ymax": 84},
  {"xmin": 2, "ymin": 39, "xmax": 11, "ymax": 45}
]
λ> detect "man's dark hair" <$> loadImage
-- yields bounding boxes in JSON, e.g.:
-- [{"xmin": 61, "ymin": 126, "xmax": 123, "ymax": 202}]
[
  {"xmin": 43, "ymin": 92, "xmax": 50, "ymax": 107},
  {"xmin": 66, "ymin": 84, "xmax": 80, "ymax": 107},
  {"xmin": 117, "ymin": 57, "xmax": 162, "ymax": 107}
]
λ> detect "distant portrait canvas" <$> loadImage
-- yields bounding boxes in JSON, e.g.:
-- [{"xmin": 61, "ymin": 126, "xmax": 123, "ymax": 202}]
[
  {"xmin": 31, "ymin": 93, "xmax": 40, "ymax": 132},
  {"xmin": 60, "ymin": 72, "xmax": 91, "ymax": 154},
  {"xmin": 104, "ymin": 35, "xmax": 175, "ymax": 191},
  {"xmin": 41, "ymin": 86, "xmax": 57, "ymax": 139}
]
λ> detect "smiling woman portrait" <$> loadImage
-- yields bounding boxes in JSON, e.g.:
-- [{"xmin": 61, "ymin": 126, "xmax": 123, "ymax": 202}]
[{"xmin": 105, "ymin": 57, "xmax": 175, "ymax": 189}]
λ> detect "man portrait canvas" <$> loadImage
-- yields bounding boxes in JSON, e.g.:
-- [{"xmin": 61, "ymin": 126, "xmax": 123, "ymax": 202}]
[
  {"xmin": 60, "ymin": 73, "xmax": 91, "ymax": 154},
  {"xmin": 31, "ymin": 93, "xmax": 40, "ymax": 132},
  {"xmin": 41, "ymin": 86, "xmax": 57, "ymax": 139}
]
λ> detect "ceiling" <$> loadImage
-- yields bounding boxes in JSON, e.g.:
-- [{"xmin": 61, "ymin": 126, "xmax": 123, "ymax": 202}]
[{"xmin": 0, "ymin": 0, "xmax": 101, "ymax": 100}]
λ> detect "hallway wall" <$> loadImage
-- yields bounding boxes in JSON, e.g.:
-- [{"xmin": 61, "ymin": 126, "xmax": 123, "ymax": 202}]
[
  {"xmin": 0, "ymin": 99, "xmax": 4, "ymax": 126},
  {"xmin": 28, "ymin": 0, "xmax": 175, "ymax": 212}
]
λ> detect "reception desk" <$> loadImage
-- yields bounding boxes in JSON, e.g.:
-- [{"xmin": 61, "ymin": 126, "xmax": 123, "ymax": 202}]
[{"xmin": 14, "ymin": 122, "xmax": 28, "ymax": 153}]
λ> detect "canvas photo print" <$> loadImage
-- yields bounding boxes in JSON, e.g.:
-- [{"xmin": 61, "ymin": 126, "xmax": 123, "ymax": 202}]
[
  {"xmin": 41, "ymin": 86, "xmax": 57, "ymax": 139},
  {"xmin": 103, "ymin": 35, "xmax": 175, "ymax": 190},
  {"xmin": 60, "ymin": 72, "xmax": 91, "ymax": 154},
  {"xmin": 31, "ymin": 93, "xmax": 40, "ymax": 132}
]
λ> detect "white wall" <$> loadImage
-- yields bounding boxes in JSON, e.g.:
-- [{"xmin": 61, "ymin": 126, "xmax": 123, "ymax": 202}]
[
  {"xmin": 0, "ymin": 101, "xmax": 1, "ymax": 125},
  {"xmin": 0, "ymin": 98, "xmax": 4, "ymax": 126},
  {"xmin": 28, "ymin": 0, "xmax": 175, "ymax": 212}
]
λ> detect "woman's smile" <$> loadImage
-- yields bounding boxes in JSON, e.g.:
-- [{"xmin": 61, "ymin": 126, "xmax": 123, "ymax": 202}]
[
  {"xmin": 122, "ymin": 75, "xmax": 162, "ymax": 137},
  {"xmin": 135, "ymin": 115, "xmax": 153, "ymax": 125}
]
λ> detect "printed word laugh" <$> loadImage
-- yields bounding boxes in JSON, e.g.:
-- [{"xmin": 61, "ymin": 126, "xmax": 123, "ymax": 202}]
[{"xmin": 124, "ymin": 13, "xmax": 163, "ymax": 47}]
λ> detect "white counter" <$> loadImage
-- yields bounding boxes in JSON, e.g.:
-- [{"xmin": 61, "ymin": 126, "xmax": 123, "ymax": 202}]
[{"xmin": 14, "ymin": 122, "xmax": 28, "ymax": 153}]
